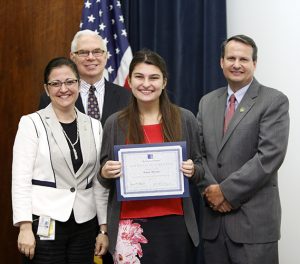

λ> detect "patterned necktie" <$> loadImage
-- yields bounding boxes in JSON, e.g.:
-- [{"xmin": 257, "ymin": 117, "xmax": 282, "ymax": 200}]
[
  {"xmin": 87, "ymin": 86, "xmax": 100, "ymax": 120},
  {"xmin": 223, "ymin": 94, "xmax": 236, "ymax": 133}
]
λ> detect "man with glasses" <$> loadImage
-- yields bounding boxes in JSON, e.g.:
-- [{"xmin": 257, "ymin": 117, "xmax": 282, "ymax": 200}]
[{"xmin": 39, "ymin": 29, "xmax": 130, "ymax": 126}]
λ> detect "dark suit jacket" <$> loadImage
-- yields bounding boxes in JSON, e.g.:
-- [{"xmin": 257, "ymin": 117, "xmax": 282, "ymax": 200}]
[
  {"xmin": 197, "ymin": 78, "xmax": 289, "ymax": 244},
  {"xmin": 39, "ymin": 80, "xmax": 131, "ymax": 126}
]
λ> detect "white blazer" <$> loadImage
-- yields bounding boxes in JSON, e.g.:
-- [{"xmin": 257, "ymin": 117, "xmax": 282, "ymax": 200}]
[{"xmin": 12, "ymin": 104, "xmax": 108, "ymax": 226}]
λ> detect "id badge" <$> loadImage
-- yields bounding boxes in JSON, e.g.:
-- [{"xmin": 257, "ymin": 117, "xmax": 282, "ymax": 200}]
[
  {"xmin": 37, "ymin": 216, "xmax": 51, "ymax": 236},
  {"xmin": 37, "ymin": 216, "xmax": 56, "ymax": 240}
]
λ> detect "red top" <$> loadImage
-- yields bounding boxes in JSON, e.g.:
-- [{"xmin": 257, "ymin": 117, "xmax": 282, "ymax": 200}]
[{"xmin": 120, "ymin": 124, "xmax": 183, "ymax": 219}]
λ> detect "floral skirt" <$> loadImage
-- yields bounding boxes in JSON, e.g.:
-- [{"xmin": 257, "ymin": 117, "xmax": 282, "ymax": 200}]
[{"xmin": 113, "ymin": 215, "xmax": 194, "ymax": 264}]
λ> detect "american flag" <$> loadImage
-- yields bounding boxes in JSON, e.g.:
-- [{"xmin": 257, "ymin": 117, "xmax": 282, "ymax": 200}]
[{"xmin": 80, "ymin": 0, "xmax": 132, "ymax": 86}]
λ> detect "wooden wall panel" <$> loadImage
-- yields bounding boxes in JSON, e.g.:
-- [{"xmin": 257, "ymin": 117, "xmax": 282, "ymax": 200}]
[{"xmin": 0, "ymin": 1, "xmax": 82, "ymax": 262}]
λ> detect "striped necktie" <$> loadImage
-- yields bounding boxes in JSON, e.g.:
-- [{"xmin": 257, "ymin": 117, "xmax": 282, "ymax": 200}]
[{"xmin": 223, "ymin": 94, "xmax": 236, "ymax": 133}]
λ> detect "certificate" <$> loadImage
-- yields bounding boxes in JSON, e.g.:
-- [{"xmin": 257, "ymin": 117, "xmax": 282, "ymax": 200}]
[{"xmin": 114, "ymin": 141, "xmax": 189, "ymax": 201}]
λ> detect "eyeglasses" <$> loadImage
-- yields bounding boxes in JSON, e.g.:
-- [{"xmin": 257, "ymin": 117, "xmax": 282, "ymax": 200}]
[
  {"xmin": 74, "ymin": 48, "xmax": 106, "ymax": 58},
  {"xmin": 47, "ymin": 79, "xmax": 78, "ymax": 88}
]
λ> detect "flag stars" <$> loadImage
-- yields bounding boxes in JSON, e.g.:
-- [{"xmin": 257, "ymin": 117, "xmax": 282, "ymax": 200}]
[
  {"xmin": 107, "ymin": 66, "xmax": 114, "ymax": 74},
  {"xmin": 99, "ymin": 23, "xmax": 106, "ymax": 31},
  {"xmin": 84, "ymin": 0, "xmax": 92, "ymax": 8},
  {"xmin": 81, "ymin": 0, "xmax": 132, "ymax": 83},
  {"xmin": 121, "ymin": 29, "xmax": 127, "ymax": 37},
  {"xmin": 88, "ymin": 14, "xmax": 96, "ymax": 23}
]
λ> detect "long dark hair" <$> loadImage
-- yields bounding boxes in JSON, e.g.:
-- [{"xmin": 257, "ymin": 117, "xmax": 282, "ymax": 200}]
[{"xmin": 118, "ymin": 49, "xmax": 182, "ymax": 144}]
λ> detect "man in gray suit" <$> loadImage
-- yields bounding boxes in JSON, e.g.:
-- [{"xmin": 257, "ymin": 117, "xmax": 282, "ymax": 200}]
[{"xmin": 197, "ymin": 35, "xmax": 289, "ymax": 263}]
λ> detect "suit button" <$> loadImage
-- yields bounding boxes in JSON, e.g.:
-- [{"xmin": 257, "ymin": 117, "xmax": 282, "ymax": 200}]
[
  {"xmin": 70, "ymin": 187, "xmax": 75, "ymax": 192},
  {"xmin": 217, "ymin": 163, "xmax": 222, "ymax": 168}
]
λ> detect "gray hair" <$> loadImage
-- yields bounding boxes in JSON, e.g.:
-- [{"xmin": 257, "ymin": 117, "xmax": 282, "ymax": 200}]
[{"xmin": 70, "ymin": 29, "xmax": 107, "ymax": 52}]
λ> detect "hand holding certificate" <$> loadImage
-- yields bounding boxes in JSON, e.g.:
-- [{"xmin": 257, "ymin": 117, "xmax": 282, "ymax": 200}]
[{"xmin": 114, "ymin": 141, "xmax": 189, "ymax": 201}]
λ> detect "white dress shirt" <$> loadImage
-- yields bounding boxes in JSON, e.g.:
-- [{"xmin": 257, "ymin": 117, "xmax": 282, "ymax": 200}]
[{"xmin": 80, "ymin": 77, "xmax": 105, "ymax": 118}]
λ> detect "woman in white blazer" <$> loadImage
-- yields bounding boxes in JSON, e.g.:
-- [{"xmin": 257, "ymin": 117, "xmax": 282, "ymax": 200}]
[{"xmin": 12, "ymin": 57, "xmax": 108, "ymax": 264}]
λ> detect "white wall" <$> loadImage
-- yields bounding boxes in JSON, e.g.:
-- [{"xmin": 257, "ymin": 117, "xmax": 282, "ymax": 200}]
[{"xmin": 227, "ymin": 0, "xmax": 300, "ymax": 263}]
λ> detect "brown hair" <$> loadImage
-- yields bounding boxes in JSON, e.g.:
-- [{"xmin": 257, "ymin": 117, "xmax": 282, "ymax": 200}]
[
  {"xmin": 44, "ymin": 57, "xmax": 80, "ymax": 84},
  {"xmin": 118, "ymin": 49, "xmax": 182, "ymax": 144},
  {"xmin": 221, "ymin": 34, "xmax": 258, "ymax": 61}
]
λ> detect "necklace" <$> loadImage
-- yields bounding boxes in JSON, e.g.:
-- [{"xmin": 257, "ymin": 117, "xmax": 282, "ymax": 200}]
[
  {"xmin": 62, "ymin": 119, "xmax": 79, "ymax": 160},
  {"xmin": 143, "ymin": 127, "xmax": 151, "ymax": 143},
  {"xmin": 143, "ymin": 124, "xmax": 164, "ymax": 144}
]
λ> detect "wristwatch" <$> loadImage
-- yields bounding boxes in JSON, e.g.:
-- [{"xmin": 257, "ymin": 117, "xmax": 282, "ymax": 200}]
[{"xmin": 99, "ymin": 230, "xmax": 108, "ymax": 236}]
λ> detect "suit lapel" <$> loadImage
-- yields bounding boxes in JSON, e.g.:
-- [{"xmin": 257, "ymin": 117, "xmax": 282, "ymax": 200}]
[
  {"xmin": 75, "ymin": 95, "xmax": 85, "ymax": 113},
  {"xmin": 43, "ymin": 105, "xmax": 75, "ymax": 174},
  {"xmin": 214, "ymin": 89, "xmax": 227, "ymax": 151},
  {"xmin": 74, "ymin": 111, "xmax": 92, "ymax": 177},
  {"xmin": 220, "ymin": 79, "xmax": 260, "ymax": 151},
  {"xmin": 101, "ymin": 80, "xmax": 114, "ymax": 126}
]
